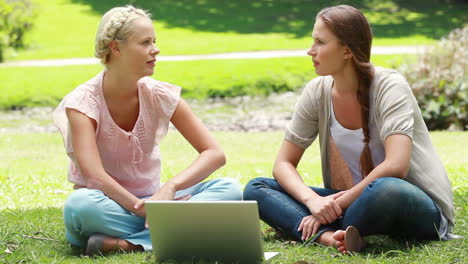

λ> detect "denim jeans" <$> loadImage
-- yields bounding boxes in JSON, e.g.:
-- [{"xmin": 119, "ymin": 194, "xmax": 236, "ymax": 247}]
[
  {"xmin": 244, "ymin": 177, "xmax": 441, "ymax": 242},
  {"xmin": 63, "ymin": 177, "xmax": 243, "ymax": 251}
]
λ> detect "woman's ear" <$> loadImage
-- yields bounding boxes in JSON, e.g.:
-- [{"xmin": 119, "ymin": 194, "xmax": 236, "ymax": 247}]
[
  {"xmin": 344, "ymin": 46, "xmax": 353, "ymax": 59},
  {"xmin": 109, "ymin": 40, "xmax": 121, "ymax": 57}
]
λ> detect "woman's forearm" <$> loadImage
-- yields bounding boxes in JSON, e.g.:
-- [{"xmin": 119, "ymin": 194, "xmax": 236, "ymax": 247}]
[
  {"xmin": 273, "ymin": 161, "xmax": 321, "ymax": 205},
  {"xmin": 165, "ymin": 148, "xmax": 226, "ymax": 191},
  {"xmin": 335, "ymin": 160, "xmax": 405, "ymax": 209},
  {"xmin": 79, "ymin": 166, "xmax": 144, "ymax": 216}
]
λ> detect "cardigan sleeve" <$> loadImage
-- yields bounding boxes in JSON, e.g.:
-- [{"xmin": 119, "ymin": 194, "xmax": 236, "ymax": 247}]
[
  {"xmin": 375, "ymin": 70, "xmax": 415, "ymax": 142},
  {"xmin": 284, "ymin": 78, "xmax": 322, "ymax": 149}
]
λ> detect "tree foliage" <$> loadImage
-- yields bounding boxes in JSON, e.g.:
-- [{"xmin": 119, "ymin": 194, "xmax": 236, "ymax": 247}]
[
  {"xmin": 0, "ymin": 0, "xmax": 36, "ymax": 62},
  {"xmin": 400, "ymin": 26, "xmax": 468, "ymax": 130}
]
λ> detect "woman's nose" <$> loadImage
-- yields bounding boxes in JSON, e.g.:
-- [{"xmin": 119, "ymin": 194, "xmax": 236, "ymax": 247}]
[
  {"xmin": 151, "ymin": 46, "xmax": 160, "ymax": 55},
  {"xmin": 307, "ymin": 47, "xmax": 315, "ymax": 56}
]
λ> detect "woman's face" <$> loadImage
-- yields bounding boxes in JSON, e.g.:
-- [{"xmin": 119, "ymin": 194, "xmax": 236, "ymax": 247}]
[
  {"xmin": 307, "ymin": 18, "xmax": 348, "ymax": 76},
  {"xmin": 118, "ymin": 17, "xmax": 159, "ymax": 79}
]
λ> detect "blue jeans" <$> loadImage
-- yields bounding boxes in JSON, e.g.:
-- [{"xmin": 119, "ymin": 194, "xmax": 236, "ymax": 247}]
[
  {"xmin": 244, "ymin": 177, "xmax": 441, "ymax": 242},
  {"xmin": 63, "ymin": 178, "xmax": 243, "ymax": 251}
]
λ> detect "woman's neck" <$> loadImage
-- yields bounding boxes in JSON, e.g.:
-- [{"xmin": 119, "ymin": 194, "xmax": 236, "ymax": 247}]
[
  {"xmin": 332, "ymin": 63, "xmax": 359, "ymax": 98},
  {"xmin": 103, "ymin": 68, "xmax": 139, "ymax": 98}
]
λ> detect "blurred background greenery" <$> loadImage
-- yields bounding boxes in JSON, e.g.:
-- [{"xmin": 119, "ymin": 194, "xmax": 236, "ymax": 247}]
[{"xmin": 0, "ymin": 0, "xmax": 467, "ymax": 129}]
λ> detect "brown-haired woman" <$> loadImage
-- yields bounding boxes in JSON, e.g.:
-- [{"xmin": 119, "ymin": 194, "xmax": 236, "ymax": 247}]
[{"xmin": 244, "ymin": 5, "xmax": 454, "ymax": 253}]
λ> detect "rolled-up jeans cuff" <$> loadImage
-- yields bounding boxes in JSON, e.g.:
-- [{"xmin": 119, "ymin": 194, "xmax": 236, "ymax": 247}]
[{"xmin": 304, "ymin": 227, "xmax": 336, "ymax": 246}]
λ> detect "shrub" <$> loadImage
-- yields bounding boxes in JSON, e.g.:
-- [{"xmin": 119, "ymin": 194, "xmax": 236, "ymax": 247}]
[
  {"xmin": 0, "ymin": 0, "xmax": 36, "ymax": 62},
  {"xmin": 399, "ymin": 26, "xmax": 468, "ymax": 131}
]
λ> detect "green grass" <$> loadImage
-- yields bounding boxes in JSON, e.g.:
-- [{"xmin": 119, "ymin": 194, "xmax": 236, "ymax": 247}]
[
  {"xmin": 0, "ymin": 54, "xmax": 407, "ymax": 109},
  {"xmin": 5, "ymin": 0, "xmax": 467, "ymax": 61},
  {"xmin": 0, "ymin": 131, "xmax": 466, "ymax": 263}
]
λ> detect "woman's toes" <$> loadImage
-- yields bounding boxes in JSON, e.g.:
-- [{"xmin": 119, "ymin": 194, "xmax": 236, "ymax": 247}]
[
  {"xmin": 335, "ymin": 240, "xmax": 344, "ymax": 248},
  {"xmin": 332, "ymin": 230, "xmax": 345, "ymax": 241}
]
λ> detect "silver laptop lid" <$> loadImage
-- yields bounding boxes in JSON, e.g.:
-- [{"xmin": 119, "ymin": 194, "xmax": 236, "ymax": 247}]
[{"xmin": 145, "ymin": 200, "xmax": 264, "ymax": 263}]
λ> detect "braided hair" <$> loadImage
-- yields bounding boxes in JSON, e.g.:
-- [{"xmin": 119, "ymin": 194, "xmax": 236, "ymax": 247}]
[
  {"xmin": 317, "ymin": 5, "xmax": 375, "ymax": 177},
  {"xmin": 94, "ymin": 5, "xmax": 151, "ymax": 64}
]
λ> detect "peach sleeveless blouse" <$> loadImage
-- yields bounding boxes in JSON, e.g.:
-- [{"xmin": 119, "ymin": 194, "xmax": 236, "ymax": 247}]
[{"xmin": 53, "ymin": 71, "xmax": 181, "ymax": 197}]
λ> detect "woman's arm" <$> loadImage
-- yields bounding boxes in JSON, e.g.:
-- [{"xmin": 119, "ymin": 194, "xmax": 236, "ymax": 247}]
[
  {"xmin": 335, "ymin": 134, "xmax": 412, "ymax": 209},
  {"xmin": 274, "ymin": 140, "xmax": 343, "ymax": 224},
  {"xmin": 149, "ymin": 99, "xmax": 226, "ymax": 200},
  {"xmin": 67, "ymin": 108, "xmax": 145, "ymax": 217}
]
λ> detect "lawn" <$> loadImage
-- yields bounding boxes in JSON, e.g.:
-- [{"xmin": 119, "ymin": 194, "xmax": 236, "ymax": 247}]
[
  {"xmin": 0, "ymin": 131, "xmax": 466, "ymax": 263},
  {"xmin": 4, "ymin": 0, "xmax": 467, "ymax": 61},
  {"xmin": 0, "ymin": 54, "xmax": 406, "ymax": 109}
]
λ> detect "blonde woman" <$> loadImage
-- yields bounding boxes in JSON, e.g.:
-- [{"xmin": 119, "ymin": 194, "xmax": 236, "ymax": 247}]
[{"xmin": 53, "ymin": 5, "xmax": 242, "ymax": 255}]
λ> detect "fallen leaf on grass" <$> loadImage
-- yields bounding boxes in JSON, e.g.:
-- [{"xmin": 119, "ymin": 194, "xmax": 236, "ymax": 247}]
[
  {"xmin": 3, "ymin": 242, "xmax": 19, "ymax": 254},
  {"xmin": 262, "ymin": 227, "xmax": 276, "ymax": 234},
  {"xmin": 282, "ymin": 240, "xmax": 298, "ymax": 246}
]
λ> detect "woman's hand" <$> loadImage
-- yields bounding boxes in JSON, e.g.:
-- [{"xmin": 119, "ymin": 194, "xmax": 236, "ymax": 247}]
[
  {"xmin": 305, "ymin": 191, "xmax": 346, "ymax": 224},
  {"xmin": 298, "ymin": 215, "xmax": 321, "ymax": 241},
  {"xmin": 134, "ymin": 183, "xmax": 192, "ymax": 228}
]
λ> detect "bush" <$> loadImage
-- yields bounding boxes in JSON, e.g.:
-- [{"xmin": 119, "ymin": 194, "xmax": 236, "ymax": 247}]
[
  {"xmin": 399, "ymin": 26, "xmax": 468, "ymax": 131},
  {"xmin": 0, "ymin": 0, "xmax": 36, "ymax": 62}
]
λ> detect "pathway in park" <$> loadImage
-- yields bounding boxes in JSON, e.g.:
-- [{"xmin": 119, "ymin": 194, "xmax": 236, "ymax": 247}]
[
  {"xmin": 1, "ymin": 45, "xmax": 429, "ymax": 133},
  {"xmin": 0, "ymin": 45, "xmax": 428, "ymax": 67}
]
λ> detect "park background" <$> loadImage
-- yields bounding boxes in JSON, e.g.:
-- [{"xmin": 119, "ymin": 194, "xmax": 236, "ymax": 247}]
[{"xmin": 0, "ymin": 0, "xmax": 467, "ymax": 263}]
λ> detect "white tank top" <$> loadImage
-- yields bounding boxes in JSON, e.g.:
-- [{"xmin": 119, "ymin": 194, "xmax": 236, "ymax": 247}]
[{"xmin": 330, "ymin": 97, "xmax": 386, "ymax": 184}]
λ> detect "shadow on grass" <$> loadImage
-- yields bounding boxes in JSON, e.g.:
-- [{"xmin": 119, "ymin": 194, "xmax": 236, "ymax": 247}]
[{"xmin": 72, "ymin": 0, "xmax": 467, "ymax": 39}]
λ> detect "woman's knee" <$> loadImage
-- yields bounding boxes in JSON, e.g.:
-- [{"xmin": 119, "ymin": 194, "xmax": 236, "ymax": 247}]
[
  {"xmin": 365, "ymin": 177, "xmax": 426, "ymax": 205},
  {"xmin": 213, "ymin": 177, "xmax": 243, "ymax": 200},
  {"xmin": 243, "ymin": 177, "xmax": 270, "ymax": 200},
  {"xmin": 63, "ymin": 188, "xmax": 107, "ymax": 225}
]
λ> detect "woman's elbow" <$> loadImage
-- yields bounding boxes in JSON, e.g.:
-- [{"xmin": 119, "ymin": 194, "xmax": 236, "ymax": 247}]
[
  {"xmin": 385, "ymin": 161, "xmax": 409, "ymax": 179},
  {"xmin": 84, "ymin": 176, "xmax": 104, "ymax": 190},
  {"xmin": 78, "ymin": 166, "xmax": 106, "ymax": 190},
  {"xmin": 272, "ymin": 160, "xmax": 286, "ymax": 180},
  {"xmin": 211, "ymin": 148, "xmax": 226, "ymax": 168}
]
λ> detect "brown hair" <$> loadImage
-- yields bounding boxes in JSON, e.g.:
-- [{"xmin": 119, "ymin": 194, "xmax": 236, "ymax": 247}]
[{"xmin": 317, "ymin": 5, "xmax": 375, "ymax": 177}]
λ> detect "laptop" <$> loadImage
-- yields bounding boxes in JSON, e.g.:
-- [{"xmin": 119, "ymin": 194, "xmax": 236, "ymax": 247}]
[{"xmin": 145, "ymin": 200, "xmax": 279, "ymax": 263}]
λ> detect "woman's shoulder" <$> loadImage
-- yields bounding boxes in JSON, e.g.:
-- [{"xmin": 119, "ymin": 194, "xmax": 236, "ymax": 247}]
[
  {"xmin": 66, "ymin": 71, "xmax": 104, "ymax": 101},
  {"xmin": 372, "ymin": 66, "xmax": 412, "ymax": 96},
  {"xmin": 138, "ymin": 77, "xmax": 181, "ymax": 110},
  {"xmin": 373, "ymin": 66, "xmax": 408, "ymax": 85},
  {"xmin": 139, "ymin": 77, "xmax": 181, "ymax": 95},
  {"xmin": 301, "ymin": 75, "xmax": 333, "ymax": 99}
]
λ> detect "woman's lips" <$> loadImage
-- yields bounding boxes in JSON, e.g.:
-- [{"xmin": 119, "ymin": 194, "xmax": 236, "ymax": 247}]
[{"xmin": 147, "ymin": 59, "xmax": 156, "ymax": 67}]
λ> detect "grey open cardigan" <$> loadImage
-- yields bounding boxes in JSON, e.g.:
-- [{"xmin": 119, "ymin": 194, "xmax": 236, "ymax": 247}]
[{"xmin": 285, "ymin": 66, "xmax": 454, "ymax": 232}]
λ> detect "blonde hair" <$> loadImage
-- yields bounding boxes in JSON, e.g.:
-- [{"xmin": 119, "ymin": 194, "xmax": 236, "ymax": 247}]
[{"xmin": 94, "ymin": 5, "xmax": 151, "ymax": 64}]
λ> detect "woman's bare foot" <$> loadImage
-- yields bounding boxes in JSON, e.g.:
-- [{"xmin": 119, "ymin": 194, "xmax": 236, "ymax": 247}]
[
  {"xmin": 316, "ymin": 231, "xmax": 337, "ymax": 247},
  {"xmin": 85, "ymin": 234, "xmax": 144, "ymax": 255},
  {"xmin": 332, "ymin": 226, "xmax": 365, "ymax": 253}
]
